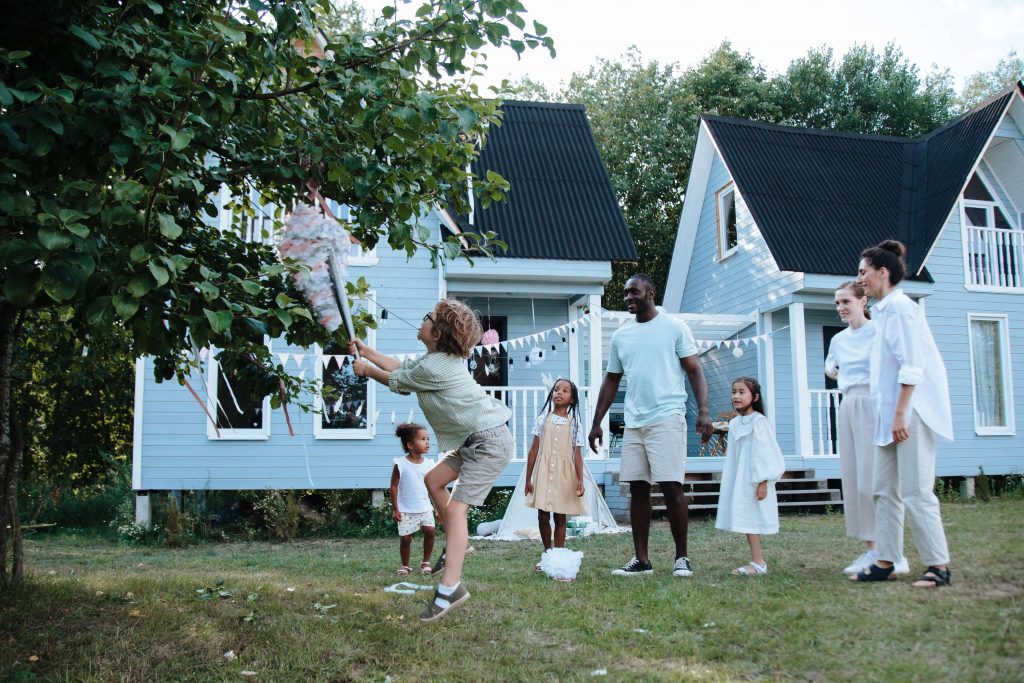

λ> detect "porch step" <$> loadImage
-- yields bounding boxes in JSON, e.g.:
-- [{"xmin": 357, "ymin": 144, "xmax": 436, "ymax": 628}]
[{"xmin": 607, "ymin": 470, "xmax": 842, "ymax": 521}]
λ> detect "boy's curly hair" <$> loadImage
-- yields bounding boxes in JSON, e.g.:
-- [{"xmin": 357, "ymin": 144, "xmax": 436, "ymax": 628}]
[{"xmin": 431, "ymin": 298, "xmax": 482, "ymax": 358}]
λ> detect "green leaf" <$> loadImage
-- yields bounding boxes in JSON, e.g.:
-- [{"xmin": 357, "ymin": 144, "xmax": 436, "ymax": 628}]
[
  {"xmin": 275, "ymin": 293, "xmax": 294, "ymax": 308},
  {"xmin": 289, "ymin": 306, "xmax": 312, "ymax": 321},
  {"xmin": 130, "ymin": 245, "xmax": 149, "ymax": 263},
  {"xmin": 114, "ymin": 180, "xmax": 146, "ymax": 203},
  {"xmin": 0, "ymin": 239, "xmax": 40, "ymax": 264},
  {"xmin": 36, "ymin": 110, "xmax": 64, "ymax": 135},
  {"xmin": 240, "ymin": 280, "xmax": 261, "ymax": 295},
  {"xmin": 37, "ymin": 226, "xmax": 73, "ymax": 251},
  {"xmin": 148, "ymin": 262, "xmax": 169, "ymax": 286},
  {"xmin": 159, "ymin": 126, "xmax": 194, "ymax": 151},
  {"xmin": 41, "ymin": 262, "xmax": 83, "ymax": 302},
  {"xmin": 69, "ymin": 25, "xmax": 101, "ymax": 49},
  {"xmin": 455, "ymin": 106, "xmax": 478, "ymax": 132},
  {"xmin": 198, "ymin": 282, "xmax": 220, "ymax": 301},
  {"xmin": 158, "ymin": 213, "xmax": 183, "ymax": 240},
  {"xmin": 532, "ymin": 20, "xmax": 548, "ymax": 36},
  {"xmin": 3, "ymin": 263, "xmax": 40, "ymax": 306},
  {"xmin": 212, "ymin": 21, "xmax": 246, "ymax": 44},
  {"xmin": 127, "ymin": 275, "xmax": 152, "ymax": 297},
  {"xmin": 273, "ymin": 308, "xmax": 293, "ymax": 329},
  {"xmin": 113, "ymin": 293, "xmax": 140, "ymax": 320},
  {"xmin": 85, "ymin": 296, "xmax": 115, "ymax": 329},
  {"xmin": 65, "ymin": 223, "xmax": 90, "ymax": 238},
  {"xmin": 203, "ymin": 308, "xmax": 234, "ymax": 334}
]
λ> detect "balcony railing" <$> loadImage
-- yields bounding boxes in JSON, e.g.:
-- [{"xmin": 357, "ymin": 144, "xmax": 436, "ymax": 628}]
[
  {"xmin": 483, "ymin": 385, "xmax": 599, "ymax": 461},
  {"xmin": 965, "ymin": 225, "xmax": 1024, "ymax": 288},
  {"xmin": 809, "ymin": 389, "xmax": 842, "ymax": 457}
]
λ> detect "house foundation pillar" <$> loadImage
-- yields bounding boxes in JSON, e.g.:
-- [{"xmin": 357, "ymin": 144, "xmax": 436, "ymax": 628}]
[{"xmin": 135, "ymin": 492, "xmax": 152, "ymax": 529}]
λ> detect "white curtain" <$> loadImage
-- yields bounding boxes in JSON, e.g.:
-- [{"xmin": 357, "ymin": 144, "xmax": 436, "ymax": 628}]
[{"xmin": 971, "ymin": 319, "xmax": 1005, "ymax": 427}]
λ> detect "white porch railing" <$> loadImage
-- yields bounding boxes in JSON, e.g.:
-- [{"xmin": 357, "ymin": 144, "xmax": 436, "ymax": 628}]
[
  {"xmin": 483, "ymin": 385, "xmax": 599, "ymax": 461},
  {"xmin": 965, "ymin": 225, "xmax": 1024, "ymax": 288},
  {"xmin": 809, "ymin": 389, "xmax": 842, "ymax": 457}
]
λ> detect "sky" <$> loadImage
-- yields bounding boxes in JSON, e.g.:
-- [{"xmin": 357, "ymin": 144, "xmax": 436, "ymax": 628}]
[{"xmin": 359, "ymin": 0, "xmax": 1022, "ymax": 92}]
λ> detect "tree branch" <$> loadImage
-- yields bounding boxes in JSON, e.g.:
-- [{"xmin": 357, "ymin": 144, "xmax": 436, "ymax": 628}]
[{"xmin": 237, "ymin": 79, "xmax": 320, "ymax": 100}]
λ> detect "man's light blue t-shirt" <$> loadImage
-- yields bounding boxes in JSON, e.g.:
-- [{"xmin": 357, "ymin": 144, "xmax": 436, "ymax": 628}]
[{"xmin": 607, "ymin": 311, "xmax": 698, "ymax": 428}]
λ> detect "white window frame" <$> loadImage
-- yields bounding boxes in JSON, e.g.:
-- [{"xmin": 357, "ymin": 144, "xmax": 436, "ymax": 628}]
[
  {"xmin": 313, "ymin": 292, "xmax": 377, "ymax": 439},
  {"xmin": 206, "ymin": 338, "xmax": 273, "ymax": 440},
  {"xmin": 960, "ymin": 170, "xmax": 1023, "ymax": 292},
  {"xmin": 716, "ymin": 182, "xmax": 739, "ymax": 260},
  {"xmin": 967, "ymin": 313, "xmax": 1015, "ymax": 436}
]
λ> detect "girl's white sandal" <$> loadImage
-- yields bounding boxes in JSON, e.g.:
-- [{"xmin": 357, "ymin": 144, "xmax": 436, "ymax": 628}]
[{"xmin": 732, "ymin": 562, "xmax": 768, "ymax": 576}]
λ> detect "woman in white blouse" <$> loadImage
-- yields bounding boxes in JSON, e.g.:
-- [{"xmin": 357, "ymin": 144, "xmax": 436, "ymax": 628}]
[
  {"xmin": 850, "ymin": 240, "xmax": 952, "ymax": 588},
  {"xmin": 825, "ymin": 282, "xmax": 908, "ymax": 577}
]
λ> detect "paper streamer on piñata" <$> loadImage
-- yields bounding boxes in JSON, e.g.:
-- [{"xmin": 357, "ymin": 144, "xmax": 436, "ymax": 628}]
[{"xmin": 275, "ymin": 205, "xmax": 351, "ymax": 334}]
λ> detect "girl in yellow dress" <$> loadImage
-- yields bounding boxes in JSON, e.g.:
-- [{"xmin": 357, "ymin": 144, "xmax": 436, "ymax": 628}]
[{"xmin": 525, "ymin": 378, "xmax": 586, "ymax": 572}]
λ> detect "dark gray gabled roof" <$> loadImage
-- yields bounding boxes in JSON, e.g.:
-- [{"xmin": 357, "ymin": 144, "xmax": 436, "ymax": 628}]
[
  {"xmin": 702, "ymin": 86, "xmax": 1017, "ymax": 277},
  {"xmin": 452, "ymin": 101, "xmax": 637, "ymax": 262}
]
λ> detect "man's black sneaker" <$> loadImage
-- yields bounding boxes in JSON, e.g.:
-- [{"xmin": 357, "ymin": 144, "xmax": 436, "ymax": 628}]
[{"xmin": 611, "ymin": 557, "xmax": 653, "ymax": 576}]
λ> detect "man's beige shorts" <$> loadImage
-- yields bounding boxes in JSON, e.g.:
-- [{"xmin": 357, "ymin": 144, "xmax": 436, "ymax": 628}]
[
  {"xmin": 620, "ymin": 413, "xmax": 688, "ymax": 484},
  {"xmin": 439, "ymin": 424, "xmax": 514, "ymax": 506}
]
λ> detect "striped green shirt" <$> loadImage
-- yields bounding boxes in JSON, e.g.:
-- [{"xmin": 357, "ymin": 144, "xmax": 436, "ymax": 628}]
[{"xmin": 388, "ymin": 352, "xmax": 512, "ymax": 451}]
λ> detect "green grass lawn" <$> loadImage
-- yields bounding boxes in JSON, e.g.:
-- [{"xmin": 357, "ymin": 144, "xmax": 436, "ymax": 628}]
[{"xmin": 2, "ymin": 500, "xmax": 1022, "ymax": 682}]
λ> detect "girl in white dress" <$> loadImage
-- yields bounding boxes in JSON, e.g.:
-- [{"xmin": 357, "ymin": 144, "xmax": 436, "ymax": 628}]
[{"xmin": 715, "ymin": 377, "xmax": 786, "ymax": 576}]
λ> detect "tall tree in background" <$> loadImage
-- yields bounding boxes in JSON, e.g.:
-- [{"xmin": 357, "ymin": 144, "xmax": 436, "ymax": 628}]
[
  {"xmin": 959, "ymin": 50, "xmax": 1024, "ymax": 110},
  {"xmin": 775, "ymin": 44, "xmax": 957, "ymax": 136},
  {"xmin": 513, "ymin": 42, "xmax": 960, "ymax": 305},
  {"xmin": 0, "ymin": 0, "xmax": 553, "ymax": 588}
]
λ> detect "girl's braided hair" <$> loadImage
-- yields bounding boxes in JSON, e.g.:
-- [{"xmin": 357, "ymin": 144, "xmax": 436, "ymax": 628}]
[{"xmin": 539, "ymin": 378, "xmax": 582, "ymax": 443}]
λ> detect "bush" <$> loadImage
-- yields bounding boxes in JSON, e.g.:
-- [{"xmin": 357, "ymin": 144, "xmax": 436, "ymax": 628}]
[{"xmin": 976, "ymin": 467, "xmax": 993, "ymax": 502}]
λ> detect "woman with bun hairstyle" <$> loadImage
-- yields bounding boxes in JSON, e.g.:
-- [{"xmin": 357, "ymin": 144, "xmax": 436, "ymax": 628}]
[{"xmin": 850, "ymin": 240, "xmax": 953, "ymax": 588}]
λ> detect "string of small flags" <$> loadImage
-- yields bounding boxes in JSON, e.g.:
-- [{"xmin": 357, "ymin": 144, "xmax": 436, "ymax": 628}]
[{"xmin": 189, "ymin": 308, "xmax": 787, "ymax": 370}]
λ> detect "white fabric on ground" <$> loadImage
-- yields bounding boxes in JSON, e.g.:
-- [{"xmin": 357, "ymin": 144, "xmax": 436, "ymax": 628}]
[
  {"xmin": 477, "ymin": 460, "xmax": 624, "ymax": 540},
  {"xmin": 540, "ymin": 547, "xmax": 584, "ymax": 581}
]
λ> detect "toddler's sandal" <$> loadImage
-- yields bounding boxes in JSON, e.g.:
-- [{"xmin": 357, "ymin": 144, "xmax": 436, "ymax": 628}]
[
  {"xmin": 912, "ymin": 566, "xmax": 951, "ymax": 588},
  {"xmin": 419, "ymin": 561, "xmax": 432, "ymax": 575},
  {"xmin": 396, "ymin": 566, "xmax": 411, "ymax": 576},
  {"xmin": 849, "ymin": 563, "xmax": 895, "ymax": 582}
]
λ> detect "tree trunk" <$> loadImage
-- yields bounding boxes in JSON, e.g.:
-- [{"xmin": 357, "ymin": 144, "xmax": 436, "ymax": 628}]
[{"xmin": 0, "ymin": 302, "xmax": 22, "ymax": 589}]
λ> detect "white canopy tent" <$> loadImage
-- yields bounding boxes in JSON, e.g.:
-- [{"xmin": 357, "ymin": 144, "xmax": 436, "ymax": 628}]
[{"xmin": 478, "ymin": 461, "xmax": 624, "ymax": 540}]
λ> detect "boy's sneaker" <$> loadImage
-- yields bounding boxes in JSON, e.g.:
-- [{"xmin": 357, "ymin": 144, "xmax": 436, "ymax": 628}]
[
  {"xmin": 418, "ymin": 583, "xmax": 470, "ymax": 623},
  {"xmin": 672, "ymin": 556, "xmax": 694, "ymax": 577},
  {"xmin": 611, "ymin": 557, "xmax": 653, "ymax": 576},
  {"xmin": 429, "ymin": 545, "xmax": 475, "ymax": 577},
  {"xmin": 430, "ymin": 548, "xmax": 446, "ymax": 576}
]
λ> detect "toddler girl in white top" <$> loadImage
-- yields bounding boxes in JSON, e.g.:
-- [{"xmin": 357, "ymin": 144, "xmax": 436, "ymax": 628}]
[
  {"xmin": 715, "ymin": 377, "xmax": 786, "ymax": 576},
  {"xmin": 390, "ymin": 422, "xmax": 436, "ymax": 576}
]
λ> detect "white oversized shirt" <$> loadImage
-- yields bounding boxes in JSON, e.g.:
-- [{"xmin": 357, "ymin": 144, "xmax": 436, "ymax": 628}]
[
  {"xmin": 393, "ymin": 456, "xmax": 434, "ymax": 513},
  {"xmin": 868, "ymin": 290, "xmax": 953, "ymax": 445},
  {"xmin": 824, "ymin": 321, "xmax": 875, "ymax": 392}
]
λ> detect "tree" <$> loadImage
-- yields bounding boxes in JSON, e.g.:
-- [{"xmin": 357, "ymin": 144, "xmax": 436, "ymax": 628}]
[
  {"xmin": 0, "ymin": 0, "xmax": 553, "ymax": 587},
  {"xmin": 959, "ymin": 50, "xmax": 1024, "ymax": 110},
  {"xmin": 549, "ymin": 42, "xmax": 959, "ymax": 305},
  {"xmin": 775, "ymin": 43, "xmax": 957, "ymax": 137}
]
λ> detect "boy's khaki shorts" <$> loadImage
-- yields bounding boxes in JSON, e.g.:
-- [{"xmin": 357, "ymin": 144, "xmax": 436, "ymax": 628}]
[
  {"xmin": 439, "ymin": 424, "xmax": 514, "ymax": 506},
  {"xmin": 620, "ymin": 413, "xmax": 688, "ymax": 484}
]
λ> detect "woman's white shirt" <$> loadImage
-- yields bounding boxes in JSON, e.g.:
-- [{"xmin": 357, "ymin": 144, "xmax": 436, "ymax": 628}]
[
  {"xmin": 868, "ymin": 289, "xmax": 953, "ymax": 446},
  {"xmin": 824, "ymin": 321, "xmax": 875, "ymax": 392}
]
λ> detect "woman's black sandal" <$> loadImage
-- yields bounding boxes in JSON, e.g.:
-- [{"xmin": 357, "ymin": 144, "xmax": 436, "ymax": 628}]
[
  {"xmin": 913, "ymin": 566, "xmax": 951, "ymax": 588},
  {"xmin": 851, "ymin": 563, "xmax": 896, "ymax": 582}
]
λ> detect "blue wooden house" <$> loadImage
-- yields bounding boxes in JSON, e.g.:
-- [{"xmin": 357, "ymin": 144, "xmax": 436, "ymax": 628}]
[
  {"xmin": 131, "ymin": 101, "xmax": 637, "ymax": 519},
  {"xmin": 663, "ymin": 82, "xmax": 1024, "ymax": 480}
]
